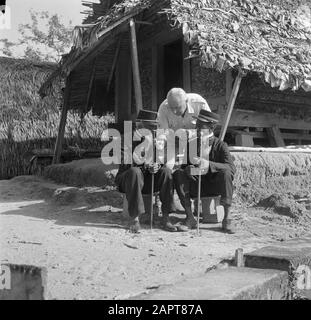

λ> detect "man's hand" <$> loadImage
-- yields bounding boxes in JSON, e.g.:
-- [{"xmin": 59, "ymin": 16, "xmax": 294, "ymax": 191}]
[
  {"xmin": 185, "ymin": 165, "xmax": 198, "ymax": 182},
  {"xmin": 193, "ymin": 157, "xmax": 209, "ymax": 172},
  {"xmin": 187, "ymin": 157, "xmax": 209, "ymax": 176},
  {"xmin": 145, "ymin": 163, "xmax": 161, "ymax": 174}
]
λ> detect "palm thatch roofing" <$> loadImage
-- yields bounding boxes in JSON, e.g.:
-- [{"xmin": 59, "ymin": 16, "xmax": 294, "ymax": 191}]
[
  {"xmin": 0, "ymin": 57, "xmax": 61, "ymax": 121},
  {"xmin": 40, "ymin": 0, "xmax": 311, "ymax": 106}
]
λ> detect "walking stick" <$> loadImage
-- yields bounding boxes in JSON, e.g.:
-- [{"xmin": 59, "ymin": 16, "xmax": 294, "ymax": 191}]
[
  {"xmin": 150, "ymin": 129, "xmax": 156, "ymax": 231},
  {"xmin": 197, "ymin": 130, "xmax": 203, "ymax": 235},
  {"xmin": 150, "ymin": 170, "xmax": 154, "ymax": 231}
]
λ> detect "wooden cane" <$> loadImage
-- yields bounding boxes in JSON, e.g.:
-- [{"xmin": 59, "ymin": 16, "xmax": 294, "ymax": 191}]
[
  {"xmin": 197, "ymin": 130, "xmax": 203, "ymax": 235},
  {"xmin": 150, "ymin": 171, "xmax": 154, "ymax": 231},
  {"xmin": 150, "ymin": 130, "xmax": 156, "ymax": 231}
]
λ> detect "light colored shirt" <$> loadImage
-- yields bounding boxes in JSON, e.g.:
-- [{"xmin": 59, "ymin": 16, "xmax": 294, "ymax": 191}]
[{"xmin": 157, "ymin": 93, "xmax": 210, "ymax": 131}]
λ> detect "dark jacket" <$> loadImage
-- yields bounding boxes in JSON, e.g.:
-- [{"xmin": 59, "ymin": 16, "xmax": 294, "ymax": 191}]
[
  {"xmin": 183, "ymin": 135, "xmax": 236, "ymax": 178},
  {"xmin": 208, "ymin": 136, "xmax": 236, "ymax": 176}
]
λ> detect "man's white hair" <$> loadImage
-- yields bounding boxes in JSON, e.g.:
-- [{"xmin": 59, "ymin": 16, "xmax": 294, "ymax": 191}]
[{"xmin": 167, "ymin": 88, "xmax": 187, "ymax": 103}]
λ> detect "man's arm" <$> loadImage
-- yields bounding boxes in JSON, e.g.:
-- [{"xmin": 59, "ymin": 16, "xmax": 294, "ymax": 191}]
[
  {"xmin": 188, "ymin": 93, "xmax": 210, "ymax": 112},
  {"xmin": 157, "ymin": 101, "xmax": 169, "ymax": 129},
  {"xmin": 209, "ymin": 142, "xmax": 236, "ymax": 176}
]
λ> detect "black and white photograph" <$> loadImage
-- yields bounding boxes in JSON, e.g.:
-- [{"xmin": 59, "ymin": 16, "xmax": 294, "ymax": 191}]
[{"xmin": 1, "ymin": 0, "xmax": 311, "ymax": 305}]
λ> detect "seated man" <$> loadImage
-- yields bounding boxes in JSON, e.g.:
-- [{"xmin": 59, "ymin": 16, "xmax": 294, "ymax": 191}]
[
  {"xmin": 115, "ymin": 110, "xmax": 178, "ymax": 233},
  {"xmin": 173, "ymin": 109, "xmax": 236, "ymax": 233}
]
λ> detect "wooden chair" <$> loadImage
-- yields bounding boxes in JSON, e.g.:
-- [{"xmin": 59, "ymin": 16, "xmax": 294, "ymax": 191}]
[{"xmin": 193, "ymin": 196, "xmax": 225, "ymax": 224}]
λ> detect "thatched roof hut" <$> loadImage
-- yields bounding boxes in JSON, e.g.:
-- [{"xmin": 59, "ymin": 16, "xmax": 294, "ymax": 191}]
[
  {"xmin": 39, "ymin": 0, "xmax": 311, "ymax": 162},
  {"xmin": 0, "ymin": 57, "xmax": 61, "ymax": 122},
  {"xmin": 41, "ymin": 0, "xmax": 311, "ymax": 101}
]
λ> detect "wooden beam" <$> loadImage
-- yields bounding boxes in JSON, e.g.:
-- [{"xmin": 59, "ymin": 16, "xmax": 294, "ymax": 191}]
[
  {"xmin": 151, "ymin": 45, "xmax": 158, "ymax": 110},
  {"xmin": 229, "ymin": 146, "xmax": 311, "ymax": 154},
  {"xmin": 219, "ymin": 70, "xmax": 244, "ymax": 141},
  {"xmin": 225, "ymin": 109, "xmax": 311, "ymax": 131},
  {"xmin": 106, "ymin": 38, "xmax": 121, "ymax": 93},
  {"xmin": 69, "ymin": 9, "xmax": 143, "ymax": 73},
  {"xmin": 183, "ymin": 41, "xmax": 191, "ymax": 92},
  {"xmin": 129, "ymin": 18, "xmax": 143, "ymax": 114},
  {"xmin": 135, "ymin": 20, "xmax": 153, "ymax": 25},
  {"xmin": 225, "ymin": 69, "xmax": 233, "ymax": 104},
  {"xmin": 228, "ymin": 129, "xmax": 311, "ymax": 141},
  {"xmin": 266, "ymin": 126, "xmax": 285, "ymax": 147},
  {"xmin": 115, "ymin": 48, "xmax": 132, "ymax": 122},
  {"xmin": 85, "ymin": 60, "xmax": 97, "ymax": 113},
  {"xmin": 53, "ymin": 76, "xmax": 71, "ymax": 164}
]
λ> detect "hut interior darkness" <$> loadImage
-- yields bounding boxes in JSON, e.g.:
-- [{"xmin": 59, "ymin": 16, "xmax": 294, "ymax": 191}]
[{"xmin": 39, "ymin": 0, "xmax": 311, "ymax": 163}]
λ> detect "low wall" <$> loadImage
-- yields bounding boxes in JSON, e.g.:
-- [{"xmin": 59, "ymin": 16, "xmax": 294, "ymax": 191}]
[
  {"xmin": 233, "ymin": 152, "xmax": 311, "ymax": 204},
  {"xmin": 44, "ymin": 159, "xmax": 117, "ymax": 189},
  {"xmin": 43, "ymin": 153, "xmax": 311, "ymax": 205}
]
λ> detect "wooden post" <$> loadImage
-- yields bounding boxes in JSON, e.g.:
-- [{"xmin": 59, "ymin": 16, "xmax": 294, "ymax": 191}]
[
  {"xmin": 53, "ymin": 76, "xmax": 71, "ymax": 164},
  {"xmin": 115, "ymin": 47, "xmax": 132, "ymax": 122},
  {"xmin": 106, "ymin": 38, "xmax": 121, "ymax": 93},
  {"xmin": 235, "ymin": 248, "xmax": 244, "ymax": 267},
  {"xmin": 266, "ymin": 126, "xmax": 285, "ymax": 147},
  {"xmin": 225, "ymin": 69, "xmax": 233, "ymax": 104},
  {"xmin": 85, "ymin": 60, "xmax": 96, "ymax": 113},
  {"xmin": 219, "ymin": 70, "xmax": 244, "ymax": 141},
  {"xmin": 129, "ymin": 18, "xmax": 143, "ymax": 114}
]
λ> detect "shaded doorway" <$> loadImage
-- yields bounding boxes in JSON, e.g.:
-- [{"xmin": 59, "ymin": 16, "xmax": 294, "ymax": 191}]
[{"xmin": 159, "ymin": 38, "xmax": 184, "ymax": 102}]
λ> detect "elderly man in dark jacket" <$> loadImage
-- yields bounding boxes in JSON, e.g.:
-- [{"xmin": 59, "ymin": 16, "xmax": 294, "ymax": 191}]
[
  {"xmin": 115, "ymin": 110, "xmax": 177, "ymax": 233},
  {"xmin": 173, "ymin": 109, "xmax": 236, "ymax": 233}
]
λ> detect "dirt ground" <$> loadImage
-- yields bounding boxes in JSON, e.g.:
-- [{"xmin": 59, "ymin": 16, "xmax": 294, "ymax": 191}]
[{"xmin": 1, "ymin": 175, "xmax": 311, "ymax": 300}]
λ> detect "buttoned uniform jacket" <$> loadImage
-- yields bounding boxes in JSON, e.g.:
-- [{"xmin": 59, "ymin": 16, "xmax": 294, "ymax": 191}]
[
  {"xmin": 115, "ymin": 131, "xmax": 168, "ymax": 184},
  {"xmin": 182, "ymin": 135, "xmax": 236, "ymax": 179}
]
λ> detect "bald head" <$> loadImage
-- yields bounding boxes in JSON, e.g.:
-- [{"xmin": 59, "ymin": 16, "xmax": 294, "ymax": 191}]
[{"xmin": 166, "ymin": 88, "xmax": 188, "ymax": 116}]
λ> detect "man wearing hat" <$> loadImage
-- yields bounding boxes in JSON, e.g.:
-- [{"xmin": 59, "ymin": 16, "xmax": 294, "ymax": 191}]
[
  {"xmin": 173, "ymin": 109, "xmax": 236, "ymax": 233},
  {"xmin": 115, "ymin": 110, "xmax": 178, "ymax": 233}
]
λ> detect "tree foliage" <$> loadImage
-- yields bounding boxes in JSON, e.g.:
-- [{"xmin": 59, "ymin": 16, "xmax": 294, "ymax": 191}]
[{"xmin": 0, "ymin": 10, "xmax": 73, "ymax": 62}]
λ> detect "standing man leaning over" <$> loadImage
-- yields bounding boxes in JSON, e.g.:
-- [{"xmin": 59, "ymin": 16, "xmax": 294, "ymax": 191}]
[
  {"xmin": 157, "ymin": 88, "xmax": 210, "ymax": 131},
  {"xmin": 157, "ymin": 88, "xmax": 211, "ymax": 229}
]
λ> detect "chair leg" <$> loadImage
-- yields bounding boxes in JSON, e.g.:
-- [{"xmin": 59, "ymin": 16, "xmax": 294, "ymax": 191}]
[{"xmin": 122, "ymin": 194, "xmax": 129, "ymax": 218}]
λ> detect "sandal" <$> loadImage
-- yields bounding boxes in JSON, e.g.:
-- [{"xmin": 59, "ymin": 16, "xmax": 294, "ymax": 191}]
[
  {"xmin": 185, "ymin": 217, "xmax": 198, "ymax": 230},
  {"xmin": 162, "ymin": 217, "xmax": 178, "ymax": 232},
  {"xmin": 175, "ymin": 224, "xmax": 189, "ymax": 232}
]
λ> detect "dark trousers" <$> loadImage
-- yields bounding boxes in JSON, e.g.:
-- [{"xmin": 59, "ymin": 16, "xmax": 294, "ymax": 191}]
[
  {"xmin": 116, "ymin": 166, "xmax": 176, "ymax": 218},
  {"xmin": 173, "ymin": 167, "xmax": 234, "ymax": 209}
]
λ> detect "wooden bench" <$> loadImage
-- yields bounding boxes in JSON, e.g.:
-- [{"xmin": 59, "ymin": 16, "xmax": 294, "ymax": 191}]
[{"xmin": 216, "ymin": 108, "xmax": 311, "ymax": 147}]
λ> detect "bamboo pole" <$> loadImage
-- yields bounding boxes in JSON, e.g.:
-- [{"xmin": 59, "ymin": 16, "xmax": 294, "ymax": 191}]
[
  {"xmin": 219, "ymin": 70, "xmax": 244, "ymax": 141},
  {"xmin": 129, "ymin": 18, "xmax": 143, "ymax": 114},
  {"xmin": 53, "ymin": 76, "xmax": 71, "ymax": 164},
  {"xmin": 228, "ymin": 146, "xmax": 311, "ymax": 153}
]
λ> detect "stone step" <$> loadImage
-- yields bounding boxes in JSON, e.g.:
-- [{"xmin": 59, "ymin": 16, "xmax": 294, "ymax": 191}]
[
  {"xmin": 0, "ymin": 263, "xmax": 47, "ymax": 300},
  {"xmin": 244, "ymin": 238, "xmax": 311, "ymax": 297},
  {"xmin": 244, "ymin": 237, "xmax": 311, "ymax": 272},
  {"xmin": 132, "ymin": 267, "xmax": 289, "ymax": 300}
]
